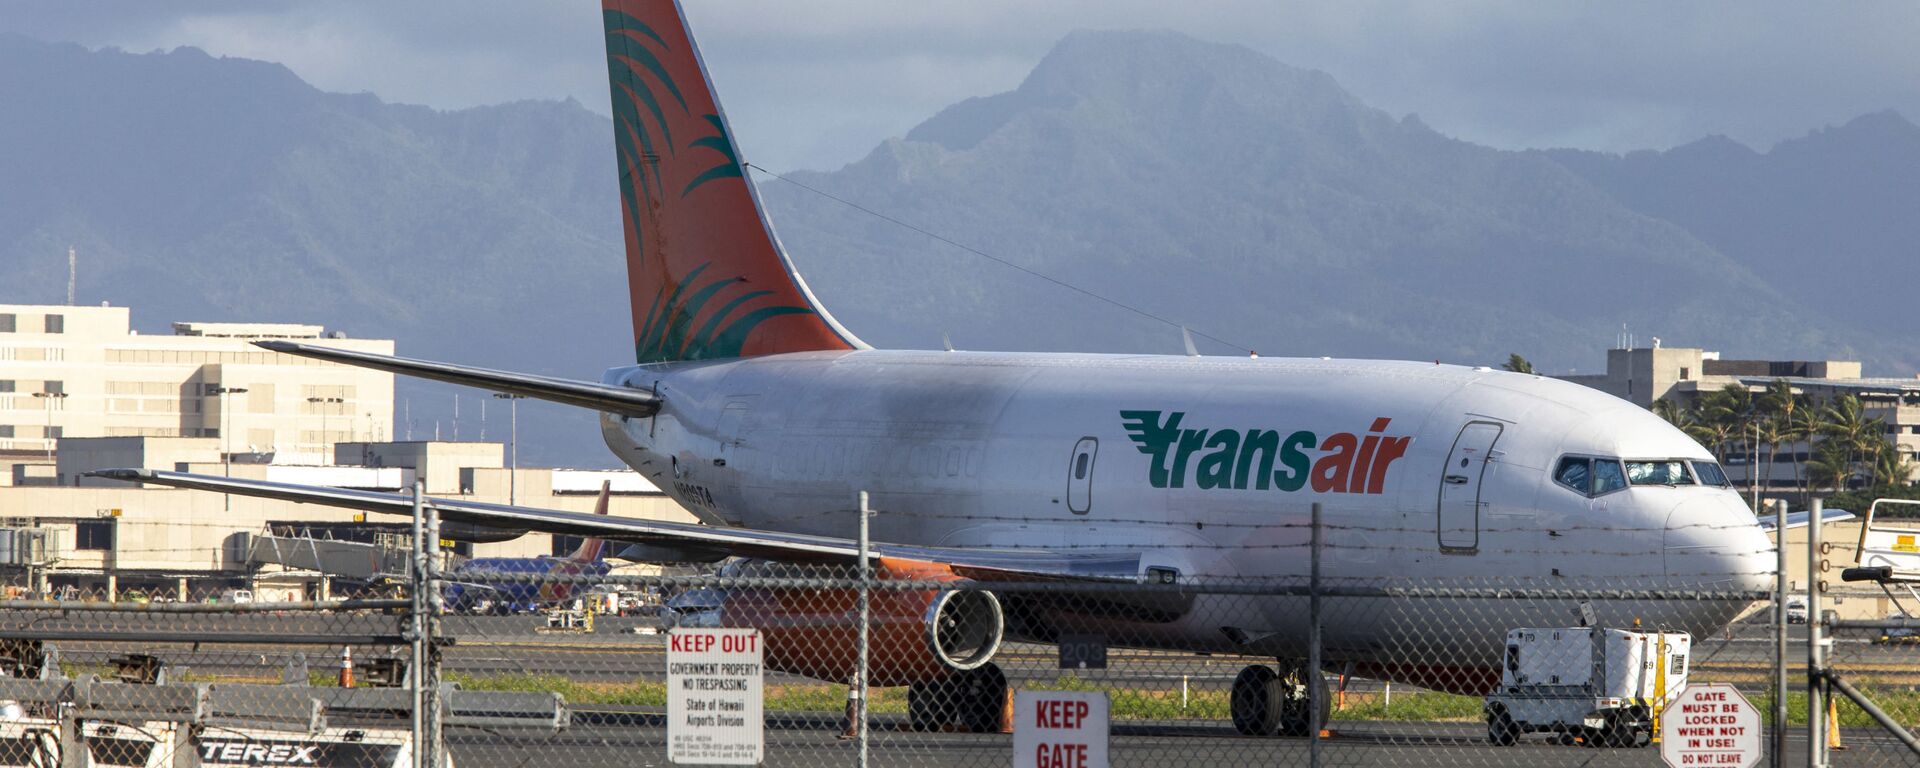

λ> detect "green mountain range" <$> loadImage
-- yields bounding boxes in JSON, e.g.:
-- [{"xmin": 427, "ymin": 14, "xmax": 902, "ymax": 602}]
[{"xmin": 2, "ymin": 31, "xmax": 1915, "ymax": 465}]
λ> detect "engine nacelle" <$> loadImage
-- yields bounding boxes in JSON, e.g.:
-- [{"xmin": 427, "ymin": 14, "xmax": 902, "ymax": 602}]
[
  {"xmin": 438, "ymin": 521, "xmax": 529, "ymax": 543},
  {"xmin": 716, "ymin": 560, "xmax": 1004, "ymax": 686}
]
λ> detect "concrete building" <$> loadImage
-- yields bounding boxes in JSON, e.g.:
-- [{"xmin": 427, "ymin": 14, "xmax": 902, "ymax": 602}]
[
  {"xmin": 0, "ymin": 436, "xmax": 694, "ymax": 600},
  {"xmin": 1557, "ymin": 345, "xmax": 1862, "ymax": 409},
  {"xmin": 0, "ymin": 303, "xmax": 395, "ymax": 470},
  {"xmin": 1559, "ymin": 344, "xmax": 1920, "ymax": 491}
]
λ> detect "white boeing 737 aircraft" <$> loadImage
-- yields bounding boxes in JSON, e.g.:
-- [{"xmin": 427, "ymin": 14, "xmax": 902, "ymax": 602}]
[{"xmin": 106, "ymin": 0, "xmax": 1775, "ymax": 737}]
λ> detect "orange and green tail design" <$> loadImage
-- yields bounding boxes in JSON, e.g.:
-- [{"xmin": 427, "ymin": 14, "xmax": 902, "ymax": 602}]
[{"xmin": 603, "ymin": 0, "xmax": 860, "ymax": 363}]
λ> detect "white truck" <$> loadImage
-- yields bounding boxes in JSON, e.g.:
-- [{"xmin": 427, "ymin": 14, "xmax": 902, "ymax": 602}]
[{"xmin": 1483, "ymin": 626, "xmax": 1690, "ymax": 748}]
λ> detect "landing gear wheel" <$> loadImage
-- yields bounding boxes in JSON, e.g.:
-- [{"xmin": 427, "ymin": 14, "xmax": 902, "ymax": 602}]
[
  {"xmin": 1486, "ymin": 706, "xmax": 1518, "ymax": 746},
  {"xmin": 1231, "ymin": 662, "xmax": 1328, "ymax": 737},
  {"xmin": 907, "ymin": 663, "xmax": 1008, "ymax": 733},
  {"xmin": 907, "ymin": 681, "xmax": 941, "ymax": 732},
  {"xmin": 957, "ymin": 663, "xmax": 1008, "ymax": 733},
  {"xmin": 1276, "ymin": 660, "xmax": 1330, "ymax": 738},
  {"xmin": 1230, "ymin": 665, "xmax": 1282, "ymax": 736}
]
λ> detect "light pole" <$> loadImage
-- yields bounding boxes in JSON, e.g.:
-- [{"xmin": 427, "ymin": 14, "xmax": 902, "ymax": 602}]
[
  {"xmin": 210, "ymin": 386, "xmax": 248, "ymax": 512},
  {"xmin": 30, "ymin": 391, "xmax": 68, "ymax": 464},
  {"xmin": 493, "ymin": 393, "xmax": 522, "ymax": 505},
  {"xmin": 307, "ymin": 396, "xmax": 344, "ymax": 461}
]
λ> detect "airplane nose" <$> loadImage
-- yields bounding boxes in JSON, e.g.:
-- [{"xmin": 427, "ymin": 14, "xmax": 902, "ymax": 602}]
[{"xmin": 1662, "ymin": 494, "xmax": 1774, "ymax": 590}]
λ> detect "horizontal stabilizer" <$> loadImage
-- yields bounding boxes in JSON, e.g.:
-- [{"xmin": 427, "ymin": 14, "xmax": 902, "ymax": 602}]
[{"xmin": 254, "ymin": 340, "xmax": 659, "ymax": 417}]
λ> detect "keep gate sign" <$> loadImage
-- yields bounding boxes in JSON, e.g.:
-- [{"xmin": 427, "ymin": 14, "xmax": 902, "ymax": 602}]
[
  {"xmin": 1660, "ymin": 683, "xmax": 1761, "ymax": 768},
  {"xmin": 667, "ymin": 628, "xmax": 764, "ymax": 765},
  {"xmin": 1014, "ymin": 691, "xmax": 1109, "ymax": 768}
]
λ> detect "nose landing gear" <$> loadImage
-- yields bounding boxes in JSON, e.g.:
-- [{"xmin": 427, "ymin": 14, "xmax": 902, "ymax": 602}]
[{"xmin": 1230, "ymin": 660, "xmax": 1328, "ymax": 737}]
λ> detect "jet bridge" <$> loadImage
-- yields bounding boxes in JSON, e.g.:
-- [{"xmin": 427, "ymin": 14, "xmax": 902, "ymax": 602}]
[{"xmin": 244, "ymin": 534, "xmax": 411, "ymax": 582}]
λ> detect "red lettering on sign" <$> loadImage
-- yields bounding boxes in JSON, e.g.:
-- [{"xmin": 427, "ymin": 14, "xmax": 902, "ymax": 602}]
[
  {"xmin": 670, "ymin": 633, "xmax": 715, "ymax": 653},
  {"xmin": 1035, "ymin": 743, "xmax": 1089, "ymax": 768},
  {"xmin": 1034, "ymin": 700, "xmax": 1091, "ymax": 729}
]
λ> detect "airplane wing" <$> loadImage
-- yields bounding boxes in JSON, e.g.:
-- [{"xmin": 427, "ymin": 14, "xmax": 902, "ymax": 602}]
[
  {"xmin": 92, "ymin": 469, "xmax": 1144, "ymax": 581},
  {"xmin": 1754, "ymin": 507, "xmax": 1856, "ymax": 532},
  {"xmin": 252, "ymin": 341, "xmax": 660, "ymax": 418}
]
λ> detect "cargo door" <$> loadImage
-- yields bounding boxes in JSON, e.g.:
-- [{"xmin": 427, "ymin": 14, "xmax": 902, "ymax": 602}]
[
  {"xmin": 1437, "ymin": 421, "xmax": 1502, "ymax": 552},
  {"xmin": 1067, "ymin": 437, "xmax": 1098, "ymax": 514}
]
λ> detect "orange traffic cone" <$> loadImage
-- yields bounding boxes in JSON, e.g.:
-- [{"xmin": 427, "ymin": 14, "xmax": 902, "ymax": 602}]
[{"xmin": 1828, "ymin": 696, "xmax": 1846, "ymax": 750}]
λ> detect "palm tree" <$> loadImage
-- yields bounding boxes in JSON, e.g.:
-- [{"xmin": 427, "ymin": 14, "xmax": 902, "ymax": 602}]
[
  {"xmin": 1501, "ymin": 354, "xmax": 1534, "ymax": 374},
  {"xmin": 1699, "ymin": 384, "xmax": 1759, "ymax": 497},
  {"xmin": 1694, "ymin": 386, "xmax": 1751, "ymax": 465},
  {"xmin": 1872, "ymin": 441, "xmax": 1914, "ymax": 488},
  {"xmin": 1783, "ymin": 395, "xmax": 1823, "ymax": 504},
  {"xmin": 1820, "ymin": 394, "xmax": 1882, "ymax": 487},
  {"xmin": 1808, "ymin": 439, "xmax": 1854, "ymax": 494},
  {"xmin": 1653, "ymin": 397, "xmax": 1707, "ymax": 443},
  {"xmin": 1751, "ymin": 380, "xmax": 1801, "ymax": 499}
]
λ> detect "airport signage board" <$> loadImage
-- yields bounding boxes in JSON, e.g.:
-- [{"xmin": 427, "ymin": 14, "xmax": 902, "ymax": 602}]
[
  {"xmin": 1660, "ymin": 683, "xmax": 1760, "ymax": 768},
  {"xmin": 666, "ymin": 628, "xmax": 763, "ymax": 765},
  {"xmin": 1014, "ymin": 690, "xmax": 1109, "ymax": 768}
]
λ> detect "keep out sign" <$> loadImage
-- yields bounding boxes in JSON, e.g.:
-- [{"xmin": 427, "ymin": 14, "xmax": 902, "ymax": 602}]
[
  {"xmin": 1013, "ymin": 691, "xmax": 1109, "ymax": 768},
  {"xmin": 667, "ymin": 628, "xmax": 763, "ymax": 765}
]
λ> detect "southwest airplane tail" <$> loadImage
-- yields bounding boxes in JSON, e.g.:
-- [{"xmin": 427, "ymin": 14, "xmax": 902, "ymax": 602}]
[{"xmin": 602, "ymin": 0, "xmax": 862, "ymax": 363}]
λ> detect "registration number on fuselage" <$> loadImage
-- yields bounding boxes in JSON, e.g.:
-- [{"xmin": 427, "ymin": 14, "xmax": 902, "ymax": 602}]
[{"xmin": 674, "ymin": 481, "xmax": 716, "ymax": 509}]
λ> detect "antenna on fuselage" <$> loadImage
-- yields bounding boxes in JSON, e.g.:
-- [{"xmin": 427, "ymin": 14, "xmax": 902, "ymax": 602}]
[
  {"xmin": 1181, "ymin": 327, "xmax": 1199, "ymax": 358},
  {"xmin": 941, "ymin": 332, "xmax": 954, "ymax": 352}
]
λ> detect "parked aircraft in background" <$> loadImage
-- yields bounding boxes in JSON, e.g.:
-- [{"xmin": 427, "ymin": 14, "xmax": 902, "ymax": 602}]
[
  {"xmin": 441, "ymin": 483, "xmax": 614, "ymax": 614},
  {"xmin": 105, "ymin": 0, "xmax": 1777, "ymax": 737}
]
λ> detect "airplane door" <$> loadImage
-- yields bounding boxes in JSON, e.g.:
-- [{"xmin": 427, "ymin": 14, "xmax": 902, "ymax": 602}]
[
  {"xmin": 1067, "ymin": 437, "xmax": 1098, "ymax": 514},
  {"xmin": 1437, "ymin": 421, "xmax": 1502, "ymax": 552}
]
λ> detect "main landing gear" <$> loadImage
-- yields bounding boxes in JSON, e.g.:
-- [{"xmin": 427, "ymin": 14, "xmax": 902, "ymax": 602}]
[
  {"xmin": 1230, "ymin": 660, "xmax": 1328, "ymax": 737},
  {"xmin": 908, "ymin": 663, "xmax": 1009, "ymax": 733}
]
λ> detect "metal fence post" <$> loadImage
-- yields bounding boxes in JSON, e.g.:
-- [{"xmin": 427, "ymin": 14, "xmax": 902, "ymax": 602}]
[
  {"xmin": 856, "ymin": 491, "xmax": 870, "ymax": 768},
  {"xmin": 1308, "ymin": 501, "xmax": 1322, "ymax": 768},
  {"xmin": 410, "ymin": 480, "xmax": 426, "ymax": 768},
  {"xmin": 1808, "ymin": 497, "xmax": 1825, "ymax": 768},
  {"xmin": 1774, "ymin": 499, "xmax": 1788, "ymax": 768},
  {"xmin": 424, "ymin": 497, "xmax": 443, "ymax": 768},
  {"xmin": 57, "ymin": 700, "xmax": 83, "ymax": 768}
]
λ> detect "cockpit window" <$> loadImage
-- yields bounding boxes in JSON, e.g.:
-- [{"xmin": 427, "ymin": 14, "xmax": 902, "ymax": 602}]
[
  {"xmin": 1692, "ymin": 461, "xmax": 1730, "ymax": 487},
  {"xmin": 1625, "ymin": 460, "xmax": 1695, "ymax": 486},
  {"xmin": 1554, "ymin": 456, "xmax": 1628, "ymax": 497},
  {"xmin": 1592, "ymin": 459, "xmax": 1627, "ymax": 494},
  {"xmin": 1554, "ymin": 457, "xmax": 1590, "ymax": 495}
]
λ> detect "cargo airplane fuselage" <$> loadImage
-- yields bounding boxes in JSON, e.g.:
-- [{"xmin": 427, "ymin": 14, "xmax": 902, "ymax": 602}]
[{"xmin": 603, "ymin": 349, "xmax": 1774, "ymax": 666}]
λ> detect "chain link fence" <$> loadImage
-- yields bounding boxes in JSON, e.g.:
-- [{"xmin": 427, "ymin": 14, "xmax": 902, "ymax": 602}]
[{"xmin": 0, "ymin": 497, "xmax": 1914, "ymax": 767}]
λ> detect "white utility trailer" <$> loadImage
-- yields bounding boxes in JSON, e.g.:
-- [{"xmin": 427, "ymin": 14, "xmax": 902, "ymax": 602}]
[
  {"xmin": 1483, "ymin": 626, "xmax": 1689, "ymax": 747},
  {"xmin": 1846, "ymin": 499, "xmax": 1920, "ymax": 619}
]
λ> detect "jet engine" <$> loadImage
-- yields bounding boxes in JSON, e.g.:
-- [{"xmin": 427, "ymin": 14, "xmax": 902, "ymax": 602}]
[
  {"xmin": 714, "ymin": 559, "xmax": 1004, "ymax": 686},
  {"xmin": 437, "ymin": 521, "xmax": 529, "ymax": 543}
]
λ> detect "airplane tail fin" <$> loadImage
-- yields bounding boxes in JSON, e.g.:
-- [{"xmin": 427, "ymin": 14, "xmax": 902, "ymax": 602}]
[
  {"xmin": 559, "ymin": 481, "xmax": 614, "ymax": 565},
  {"xmin": 602, "ymin": 0, "xmax": 863, "ymax": 363}
]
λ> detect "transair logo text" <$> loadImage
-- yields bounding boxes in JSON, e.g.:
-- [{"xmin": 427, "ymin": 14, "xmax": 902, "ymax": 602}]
[{"xmin": 1119, "ymin": 410, "xmax": 1411, "ymax": 494}]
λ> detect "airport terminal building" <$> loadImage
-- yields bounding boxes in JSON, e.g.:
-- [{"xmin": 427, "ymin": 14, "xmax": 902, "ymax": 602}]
[
  {"xmin": 1559, "ymin": 344, "xmax": 1920, "ymax": 487},
  {"xmin": 0, "ymin": 303, "xmax": 694, "ymax": 601},
  {"xmin": 0, "ymin": 302, "xmax": 395, "ymax": 469}
]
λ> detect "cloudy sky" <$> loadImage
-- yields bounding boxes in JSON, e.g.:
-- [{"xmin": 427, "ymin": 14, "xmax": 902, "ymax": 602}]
[{"xmin": 11, "ymin": 1, "xmax": 1920, "ymax": 172}]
